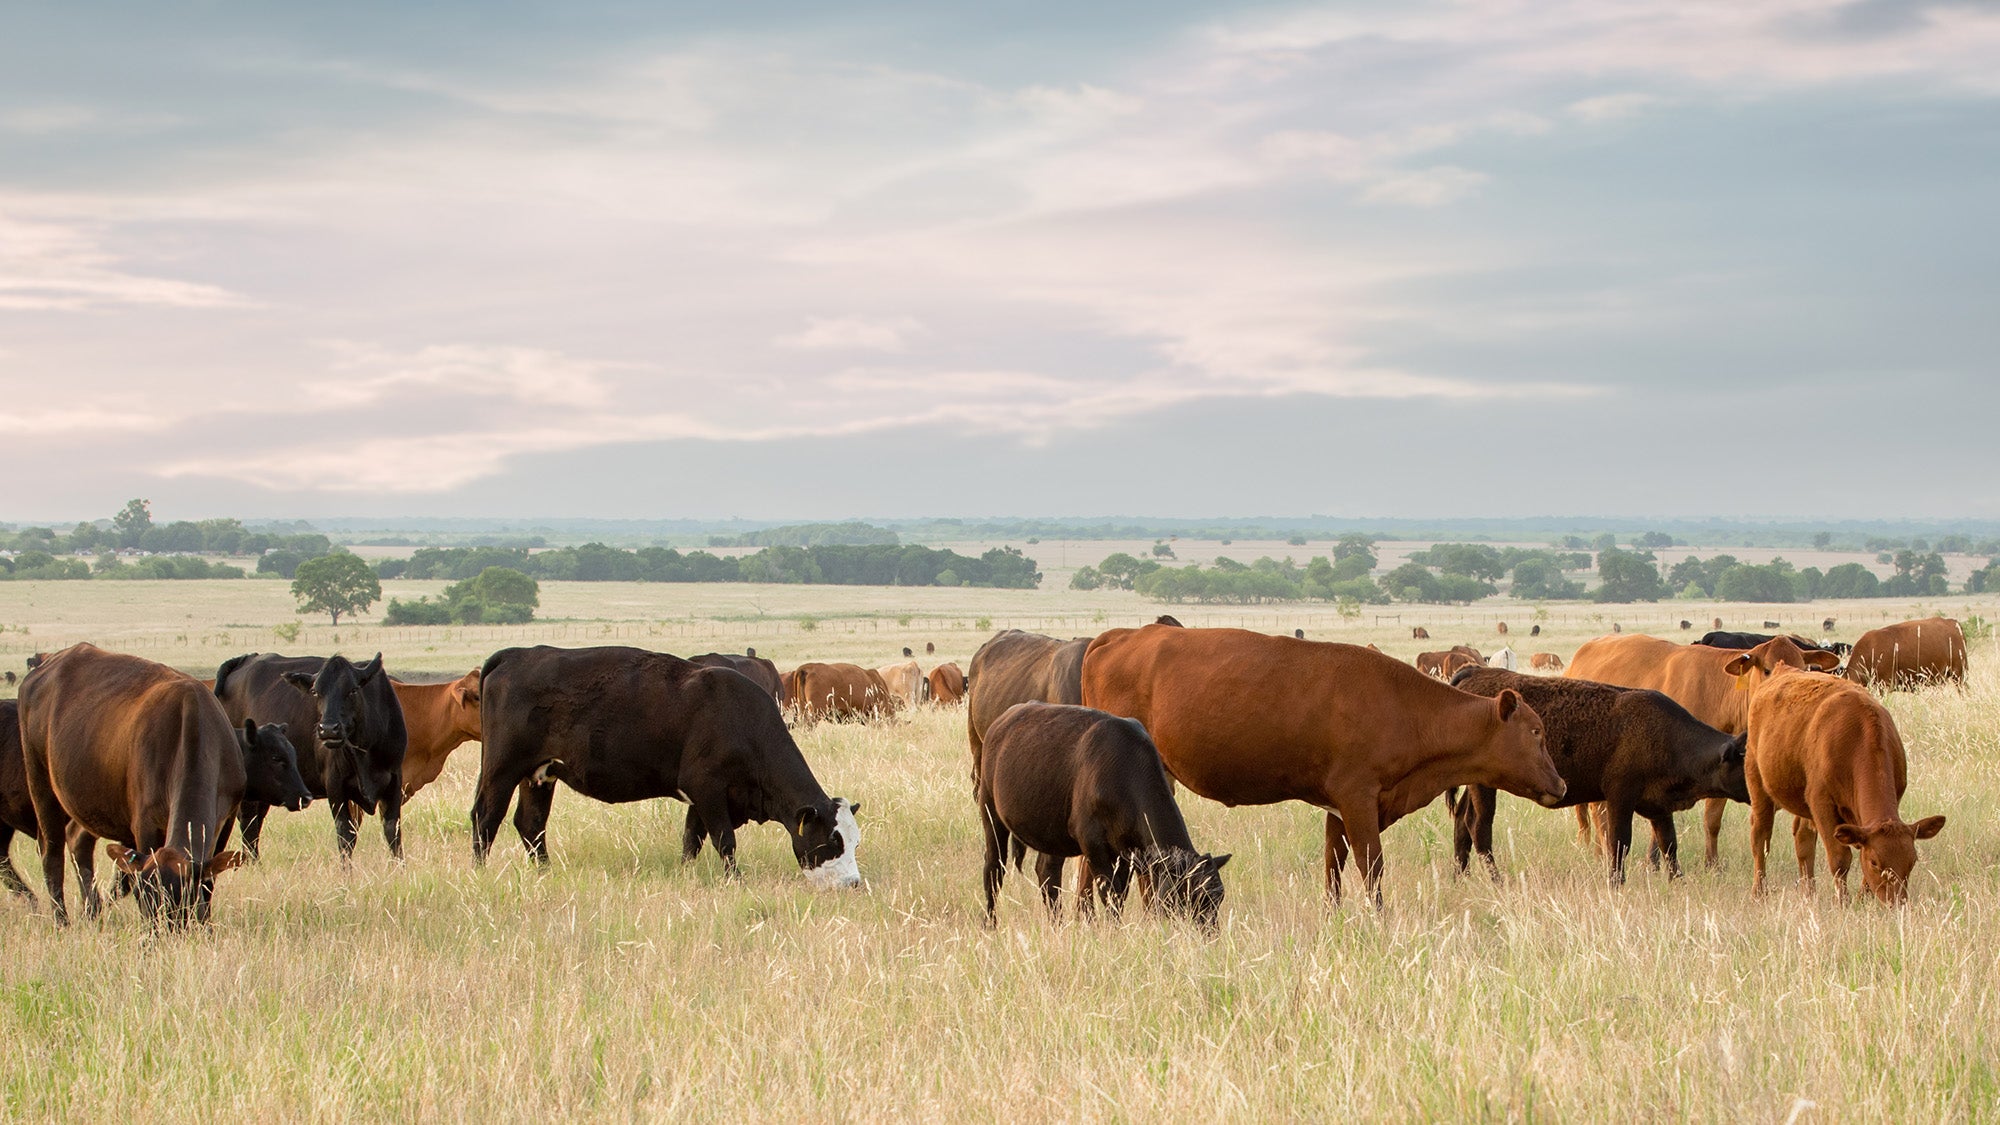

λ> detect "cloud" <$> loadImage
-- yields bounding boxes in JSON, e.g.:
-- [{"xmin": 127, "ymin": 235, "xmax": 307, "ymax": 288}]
[
  {"xmin": 1361, "ymin": 165, "xmax": 1489, "ymax": 206},
  {"xmin": 0, "ymin": 209, "xmax": 248, "ymax": 311},
  {"xmin": 1568, "ymin": 92, "xmax": 1665, "ymax": 122},
  {"xmin": 776, "ymin": 316, "xmax": 922, "ymax": 352}
]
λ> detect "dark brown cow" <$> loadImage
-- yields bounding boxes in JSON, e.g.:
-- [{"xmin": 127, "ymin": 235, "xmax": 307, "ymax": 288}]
[
  {"xmin": 0, "ymin": 701, "xmax": 35, "ymax": 898},
  {"xmin": 1412, "ymin": 626, "xmax": 1430, "ymax": 640},
  {"xmin": 965, "ymin": 630, "xmax": 1089, "ymax": 775},
  {"xmin": 19, "ymin": 643, "xmax": 311, "ymax": 926},
  {"xmin": 1823, "ymin": 617, "xmax": 1837, "ymax": 632},
  {"xmin": 927, "ymin": 662, "xmax": 967, "ymax": 705},
  {"xmin": 1082, "ymin": 625, "xmax": 1563, "ymax": 904},
  {"xmin": 392, "ymin": 671, "xmax": 482, "ymax": 800},
  {"xmin": 1735, "ymin": 651, "xmax": 1945, "ymax": 903},
  {"xmin": 1845, "ymin": 617, "xmax": 1967, "ymax": 689},
  {"xmin": 978, "ymin": 702, "xmax": 1228, "ymax": 927},
  {"xmin": 787, "ymin": 662, "xmax": 896, "ymax": 722},
  {"xmin": 1566, "ymin": 633, "xmax": 1839, "ymax": 864},
  {"xmin": 691, "ymin": 653, "xmax": 785, "ymax": 704}
]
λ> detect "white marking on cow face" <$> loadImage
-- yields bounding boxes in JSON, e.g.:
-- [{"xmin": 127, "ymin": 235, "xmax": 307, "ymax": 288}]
[{"xmin": 804, "ymin": 799, "xmax": 863, "ymax": 890}]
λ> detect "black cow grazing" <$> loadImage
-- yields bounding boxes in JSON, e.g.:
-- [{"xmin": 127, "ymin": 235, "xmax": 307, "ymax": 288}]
[
  {"xmin": 1680, "ymin": 620, "xmax": 1693, "ymax": 631},
  {"xmin": 690, "ymin": 652, "xmax": 785, "ymax": 704},
  {"xmin": 214, "ymin": 652, "xmax": 408, "ymax": 860},
  {"xmin": 2, "ymin": 670, "xmax": 13, "ymax": 686},
  {"xmin": 473, "ymin": 646, "xmax": 861, "ymax": 887},
  {"xmin": 1530, "ymin": 625, "xmax": 1541, "ymax": 637},
  {"xmin": 1612, "ymin": 623, "xmax": 1623, "ymax": 633},
  {"xmin": 1694, "ymin": 631, "xmax": 1850, "ymax": 657},
  {"xmin": 978, "ymin": 702, "xmax": 1228, "ymax": 927},
  {"xmin": 1448, "ymin": 667, "xmax": 1747, "ymax": 883},
  {"xmin": 1154, "ymin": 615, "xmax": 1184, "ymax": 628},
  {"xmin": 0, "ymin": 701, "xmax": 36, "ymax": 898},
  {"xmin": 1822, "ymin": 617, "xmax": 1836, "ymax": 632},
  {"xmin": 902, "ymin": 647, "xmax": 913, "ymax": 658},
  {"xmin": 1762, "ymin": 620, "xmax": 1782, "ymax": 630},
  {"xmin": 745, "ymin": 647, "xmax": 757, "ymax": 658},
  {"xmin": 1294, "ymin": 628, "xmax": 1305, "ymax": 639}
]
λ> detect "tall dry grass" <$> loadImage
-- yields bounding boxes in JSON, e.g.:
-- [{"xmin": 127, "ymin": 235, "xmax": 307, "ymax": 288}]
[{"xmin": 1, "ymin": 580, "xmax": 1997, "ymax": 1119}]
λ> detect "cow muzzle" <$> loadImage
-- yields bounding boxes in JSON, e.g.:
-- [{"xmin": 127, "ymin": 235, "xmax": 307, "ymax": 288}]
[{"xmin": 1534, "ymin": 780, "xmax": 1569, "ymax": 808}]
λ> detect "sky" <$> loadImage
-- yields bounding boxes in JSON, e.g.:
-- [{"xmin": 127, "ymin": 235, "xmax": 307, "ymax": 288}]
[{"xmin": 3, "ymin": 0, "xmax": 1997, "ymax": 524}]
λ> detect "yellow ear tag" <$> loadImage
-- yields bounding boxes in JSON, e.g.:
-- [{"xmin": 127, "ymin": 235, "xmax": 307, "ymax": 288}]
[
  {"xmin": 798, "ymin": 817, "xmax": 808, "ymax": 836},
  {"xmin": 1734, "ymin": 673, "xmax": 1750, "ymax": 692}
]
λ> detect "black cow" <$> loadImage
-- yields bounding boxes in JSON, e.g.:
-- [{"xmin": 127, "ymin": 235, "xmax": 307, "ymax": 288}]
[
  {"xmin": 472, "ymin": 645, "xmax": 861, "ymax": 887},
  {"xmin": 214, "ymin": 652, "xmax": 408, "ymax": 859},
  {"xmin": 690, "ymin": 652, "xmax": 785, "ymax": 704},
  {"xmin": 0, "ymin": 701, "xmax": 34, "ymax": 898},
  {"xmin": 1447, "ymin": 667, "xmax": 1748, "ymax": 883},
  {"xmin": 1693, "ymin": 630, "xmax": 1850, "ymax": 657},
  {"xmin": 978, "ymin": 702, "xmax": 1228, "ymax": 927}
]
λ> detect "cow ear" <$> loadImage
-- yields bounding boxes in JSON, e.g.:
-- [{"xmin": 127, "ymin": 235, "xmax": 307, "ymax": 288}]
[
  {"xmin": 283, "ymin": 671, "xmax": 315, "ymax": 693},
  {"xmin": 794, "ymin": 805, "xmax": 822, "ymax": 835},
  {"xmin": 1208, "ymin": 853, "xmax": 1232, "ymax": 870},
  {"xmin": 1834, "ymin": 823, "xmax": 1869, "ymax": 848},
  {"xmin": 1724, "ymin": 734, "xmax": 1747, "ymax": 765},
  {"xmin": 1912, "ymin": 815, "xmax": 1946, "ymax": 840},
  {"xmin": 1806, "ymin": 650, "xmax": 1842, "ymax": 671},
  {"xmin": 107, "ymin": 844, "xmax": 144, "ymax": 874},
  {"xmin": 243, "ymin": 718, "xmax": 259, "ymax": 742},
  {"xmin": 357, "ymin": 653, "xmax": 385, "ymax": 682},
  {"xmin": 1721, "ymin": 654, "xmax": 1755, "ymax": 678},
  {"xmin": 1494, "ymin": 689, "xmax": 1520, "ymax": 722},
  {"xmin": 153, "ymin": 847, "xmax": 191, "ymax": 878},
  {"xmin": 210, "ymin": 850, "xmax": 246, "ymax": 875}
]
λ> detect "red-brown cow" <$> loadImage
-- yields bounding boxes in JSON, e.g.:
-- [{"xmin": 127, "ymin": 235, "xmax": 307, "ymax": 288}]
[
  {"xmin": 1845, "ymin": 617, "xmax": 1967, "ymax": 690},
  {"xmin": 392, "ymin": 670, "xmax": 482, "ymax": 800},
  {"xmin": 1732, "ymin": 647, "xmax": 1945, "ymax": 903},
  {"xmin": 926, "ymin": 662, "xmax": 967, "ymax": 706},
  {"xmin": 1081, "ymin": 625, "xmax": 1563, "ymax": 904}
]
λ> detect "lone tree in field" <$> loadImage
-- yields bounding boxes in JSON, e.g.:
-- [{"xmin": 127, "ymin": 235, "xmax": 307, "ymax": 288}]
[
  {"xmin": 291, "ymin": 553, "xmax": 381, "ymax": 625},
  {"xmin": 111, "ymin": 498, "xmax": 153, "ymax": 548}
]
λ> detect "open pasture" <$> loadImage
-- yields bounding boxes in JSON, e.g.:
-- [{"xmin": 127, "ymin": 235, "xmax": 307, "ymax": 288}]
[{"xmin": 2, "ymin": 579, "xmax": 1998, "ymax": 1119}]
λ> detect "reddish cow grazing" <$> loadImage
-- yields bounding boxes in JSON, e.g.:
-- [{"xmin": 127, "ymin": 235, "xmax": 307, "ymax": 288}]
[
  {"xmin": 392, "ymin": 671, "xmax": 483, "ymax": 800},
  {"xmin": 978, "ymin": 703, "xmax": 1228, "ymax": 927},
  {"xmin": 927, "ymin": 662, "xmax": 967, "ymax": 706},
  {"xmin": 1082, "ymin": 625, "xmax": 1563, "ymax": 905},
  {"xmin": 1565, "ymin": 633, "xmax": 1838, "ymax": 865},
  {"xmin": 1732, "ymin": 649, "xmax": 1945, "ymax": 903},
  {"xmin": 874, "ymin": 660, "xmax": 925, "ymax": 708},
  {"xmin": 19, "ymin": 644, "xmax": 311, "ymax": 926},
  {"xmin": 787, "ymin": 662, "xmax": 896, "ymax": 722},
  {"xmin": 1496, "ymin": 622, "xmax": 1509, "ymax": 635},
  {"xmin": 1412, "ymin": 626, "xmax": 1430, "ymax": 640},
  {"xmin": 1845, "ymin": 617, "xmax": 1966, "ymax": 690},
  {"xmin": 1528, "ymin": 653, "xmax": 1564, "ymax": 672},
  {"xmin": 1712, "ymin": 617, "xmax": 1724, "ymax": 630}
]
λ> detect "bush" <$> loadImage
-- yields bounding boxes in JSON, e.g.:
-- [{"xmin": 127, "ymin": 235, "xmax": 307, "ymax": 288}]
[{"xmin": 383, "ymin": 597, "xmax": 453, "ymax": 626}]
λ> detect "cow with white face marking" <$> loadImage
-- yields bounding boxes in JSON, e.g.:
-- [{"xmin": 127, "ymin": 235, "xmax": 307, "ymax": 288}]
[{"xmin": 472, "ymin": 645, "xmax": 862, "ymax": 888}]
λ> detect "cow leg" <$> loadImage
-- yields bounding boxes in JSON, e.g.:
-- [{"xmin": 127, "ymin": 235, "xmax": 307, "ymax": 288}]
[
  {"xmin": 1469, "ymin": 787, "xmax": 1498, "ymax": 881},
  {"xmin": 24, "ymin": 763, "xmax": 70, "ymax": 925},
  {"xmin": 1074, "ymin": 856, "xmax": 1095, "ymax": 914},
  {"xmin": 1747, "ymin": 783, "xmax": 1776, "ymax": 897},
  {"xmin": 511, "ymin": 778, "xmax": 556, "ymax": 865},
  {"xmin": 1810, "ymin": 803, "xmax": 1851, "ymax": 902},
  {"xmin": 1097, "ymin": 847, "xmax": 1131, "ymax": 919},
  {"xmin": 1792, "ymin": 815, "xmax": 1820, "ymax": 893},
  {"xmin": 0, "ymin": 826, "xmax": 32, "ymax": 899},
  {"xmin": 67, "ymin": 828, "xmax": 103, "ymax": 921},
  {"xmin": 378, "ymin": 787, "xmax": 405, "ymax": 861},
  {"xmin": 1646, "ymin": 813, "xmax": 1682, "ymax": 879},
  {"xmin": 687, "ymin": 789, "xmax": 739, "ymax": 878},
  {"xmin": 1035, "ymin": 852, "xmax": 1066, "ymax": 920},
  {"xmin": 1604, "ymin": 805, "xmax": 1637, "ymax": 886},
  {"xmin": 1701, "ymin": 797, "xmax": 1727, "ymax": 869},
  {"xmin": 331, "ymin": 798, "xmax": 360, "ymax": 861},
  {"xmin": 238, "ymin": 801, "xmax": 270, "ymax": 861},
  {"xmin": 1448, "ymin": 790, "xmax": 1473, "ymax": 874},
  {"xmin": 1341, "ymin": 803, "xmax": 1386, "ymax": 908},
  {"xmin": 979, "ymin": 806, "xmax": 1006, "ymax": 927},
  {"xmin": 681, "ymin": 806, "xmax": 709, "ymax": 865},
  {"xmin": 1323, "ymin": 812, "xmax": 1349, "ymax": 903},
  {"xmin": 470, "ymin": 758, "xmax": 533, "ymax": 867},
  {"xmin": 1572, "ymin": 805, "xmax": 1593, "ymax": 849}
]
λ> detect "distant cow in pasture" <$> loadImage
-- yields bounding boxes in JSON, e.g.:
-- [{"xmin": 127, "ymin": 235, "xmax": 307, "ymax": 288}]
[
  {"xmin": 1680, "ymin": 620, "xmax": 1693, "ymax": 631},
  {"xmin": 875, "ymin": 660, "xmax": 925, "ymax": 707},
  {"xmin": 1448, "ymin": 668, "xmax": 1748, "ymax": 883},
  {"xmin": 1694, "ymin": 631, "xmax": 1850, "ymax": 658},
  {"xmin": 926, "ymin": 662, "xmax": 967, "ymax": 705},
  {"xmin": 2, "ymin": 671, "xmax": 13, "ymax": 687},
  {"xmin": 1822, "ymin": 618, "xmax": 1836, "ymax": 632},
  {"xmin": 926, "ymin": 642, "xmax": 935, "ymax": 655},
  {"xmin": 1530, "ymin": 625, "xmax": 1541, "ymax": 637},
  {"xmin": 1487, "ymin": 647, "xmax": 1517, "ymax": 671},
  {"xmin": 1497, "ymin": 622, "xmax": 1509, "ymax": 635},
  {"xmin": 1612, "ymin": 623, "xmax": 1622, "ymax": 634},
  {"xmin": 473, "ymin": 645, "xmax": 861, "ymax": 887},
  {"xmin": 1294, "ymin": 629, "xmax": 1305, "ymax": 639},
  {"xmin": 1412, "ymin": 627, "xmax": 1430, "ymax": 640},
  {"xmin": 1154, "ymin": 615, "xmax": 1184, "ymax": 627},
  {"xmin": 1083, "ymin": 625, "xmax": 1564, "ymax": 904},
  {"xmin": 978, "ymin": 703, "xmax": 1228, "ymax": 927},
  {"xmin": 1845, "ymin": 617, "xmax": 1967, "ymax": 690},
  {"xmin": 902, "ymin": 647, "xmax": 913, "ymax": 658},
  {"xmin": 1529, "ymin": 653, "xmax": 1564, "ymax": 672},
  {"xmin": 1736, "ymin": 649, "xmax": 1944, "ymax": 903},
  {"xmin": 1712, "ymin": 617, "xmax": 1724, "ymax": 630},
  {"xmin": 966, "ymin": 630, "xmax": 1090, "ymax": 777},
  {"xmin": 1762, "ymin": 620, "xmax": 1781, "ymax": 630},
  {"xmin": 1416, "ymin": 650, "xmax": 1483, "ymax": 679},
  {"xmin": 787, "ymin": 663, "xmax": 896, "ymax": 722}
]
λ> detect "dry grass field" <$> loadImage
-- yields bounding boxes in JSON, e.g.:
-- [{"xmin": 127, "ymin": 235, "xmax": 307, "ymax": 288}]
[{"xmin": 2, "ymin": 577, "xmax": 1998, "ymax": 1120}]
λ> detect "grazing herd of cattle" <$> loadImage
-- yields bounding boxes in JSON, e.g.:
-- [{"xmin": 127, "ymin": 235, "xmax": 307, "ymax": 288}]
[{"xmin": 0, "ymin": 612, "xmax": 1967, "ymax": 930}]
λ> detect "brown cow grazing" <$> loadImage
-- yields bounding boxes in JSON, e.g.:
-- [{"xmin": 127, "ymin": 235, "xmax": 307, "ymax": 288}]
[
  {"xmin": 1845, "ymin": 617, "xmax": 1967, "ymax": 689},
  {"xmin": 978, "ymin": 702, "xmax": 1229, "ymax": 928},
  {"xmin": 19, "ymin": 644, "xmax": 312, "ymax": 926},
  {"xmin": 966, "ymin": 630, "xmax": 1089, "ymax": 776},
  {"xmin": 875, "ymin": 660, "xmax": 926, "ymax": 707},
  {"xmin": 1733, "ymin": 650, "xmax": 1945, "ymax": 903},
  {"xmin": 788, "ymin": 663, "xmax": 896, "ymax": 722},
  {"xmin": 1528, "ymin": 653, "xmax": 1564, "ymax": 672},
  {"xmin": 926, "ymin": 662, "xmax": 967, "ymax": 706},
  {"xmin": 1612, "ymin": 623, "xmax": 1622, "ymax": 633},
  {"xmin": 1496, "ymin": 622, "xmax": 1509, "ymax": 635},
  {"xmin": 1566, "ymin": 633, "xmax": 1839, "ymax": 865},
  {"xmin": 1416, "ymin": 650, "xmax": 1482, "ymax": 679},
  {"xmin": 1412, "ymin": 626, "xmax": 1430, "ymax": 640},
  {"xmin": 1082, "ymin": 625, "xmax": 1563, "ymax": 905},
  {"xmin": 2, "ymin": 670, "xmax": 13, "ymax": 687},
  {"xmin": 1447, "ymin": 668, "xmax": 1748, "ymax": 883},
  {"xmin": 0, "ymin": 701, "xmax": 37, "ymax": 898},
  {"xmin": 1712, "ymin": 617, "xmax": 1724, "ymax": 630},
  {"xmin": 926, "ymin": 642, "xmax": 935, "ymax": 655},
  {"xmin": 1822, "ymin": 618, "xmax": 1836, "ymax": 633},
  {"xmin": 391, "ymin": 670, "xmax": 483, "ymax": 800}
]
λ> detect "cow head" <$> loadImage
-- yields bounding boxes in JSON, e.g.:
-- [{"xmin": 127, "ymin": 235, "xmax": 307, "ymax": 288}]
[
  {"xmin": 238, "ymin": 719, "xmax": 313, "ymax": 812},
  {"xmin": 285, "ymin": 652, "xmax": 387, "ymax": 791},
  {"xmin": 1141, "ymin": 848, "xmax": 1231, "ymax": 931},
  {"xmin": 1835, "ymin": 815, "xmax": 1945, "ymax": 904},
  {"xmin": 449, "ymin": 669, "xmax": 483, "ymax": 740},
  {"xmin": 107, "ymin": 844, "xmax": 247, "ymax": 927},
  {"xmin": 1721, "ymin": 637, "xmax": 1839, "ymax": 691},
  {"xmin": 1483, "ymin": 690, "xmax": 1567, "ymax": 808},
  {"xmin": 793, "ymin": 797, "xmax": 863, "ymax": 889},
  {"xmin": 1710, "ymin": 733, "xmax": 1751, "ymax": 803}
]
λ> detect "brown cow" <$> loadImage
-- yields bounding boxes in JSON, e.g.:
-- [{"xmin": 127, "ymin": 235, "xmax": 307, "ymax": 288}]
[
  {"xmin": 1845, "ymin": 617, "xmax": 1966, "ymax": 689},
  {"xmin": 1712, "ymin": 617, "xmax": 1724, "ymax": 630},
  {"xmin": 874, "ymin": 660, "xmax": 925, "ymax": 707},
  {"xmin": 787, "ymin": 662, "xmax": 896, "ymax": 722},
  {"xmin": 926, "ymin": 662, "xmax": 967, "ymax": 706},
  {"xmin": 1496, "ymin": 622, "xmax": 1509, "ymax": 635},
  {"xmin": 1082, "ymin": 625, "xmax": 1564, "ymax": 904},
  {"xmin": 0, "ymin": 701, "xmax": 35, "ymax": 898},
  {"xmin": 966, "ymin": 630, "xmax": 1089, "ymax": 775},
  {"xmin": 1412, "ymin": 626, "xmax": 1430, "ymax": 640},
  {"xmin": 18, "ymin": 643, "xmax": 311, "ymax": 926},
  {"xmin": 1416, "ymin": 650, "xmax": 1483, "ymax": 679},
  {"xmin": 1733, "ymin": 651, "xmax": 1945, "ymax": 903},
  {"xmin": 1566, "ymin": 633, "xmax": 1839, "ymax": 864},
  {"xmin": 1528, "ymin": 653, "xmax": 1565, "ymax": 672},
  {"xmin": 391, "ymin": 670, "xmax": 482, "ymax": 800}
]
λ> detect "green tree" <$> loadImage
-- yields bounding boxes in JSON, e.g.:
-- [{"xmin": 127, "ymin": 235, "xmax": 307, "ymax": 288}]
[
  {"xmin": 1593, "ymin": 548, "xmax": 1667, "ymax": 603},
  {"xmin": 291, "ymin": 553, "xmax": 381, "ymax": 625},
  {"xmin": 111, "ymin": 498, "xmax": 152, "ymax": 548},
  {"xmin": 446, "ymin": 566, "xmax": 540, "ymax": 624},
  {"xmin": 1812, "ymin": 532, "xmax": 1832, "ymax": 550}
]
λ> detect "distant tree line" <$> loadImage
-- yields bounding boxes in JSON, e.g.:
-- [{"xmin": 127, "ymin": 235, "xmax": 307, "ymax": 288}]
[
  {"xmin": 0, "ymin": 499, "xmax": 331, "ymax": 581},
  {"xmin": 376, "ymin": 542, "xmax": 1041, "ymax": 589},
  {"xmin": 706, "ymin": 522, "xmax": 901, "ymax": 548}
]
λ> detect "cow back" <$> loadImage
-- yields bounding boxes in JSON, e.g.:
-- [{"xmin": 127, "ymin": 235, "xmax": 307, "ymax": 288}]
[{"xmin": 966, "ymin": 630, "xmax": 1091, "ymax": 768}]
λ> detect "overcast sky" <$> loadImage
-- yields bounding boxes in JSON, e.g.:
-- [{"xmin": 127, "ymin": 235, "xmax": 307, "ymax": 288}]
[{"xmin": 4, "ymin": 1, "xmax": 1997, "ymax": 524}]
